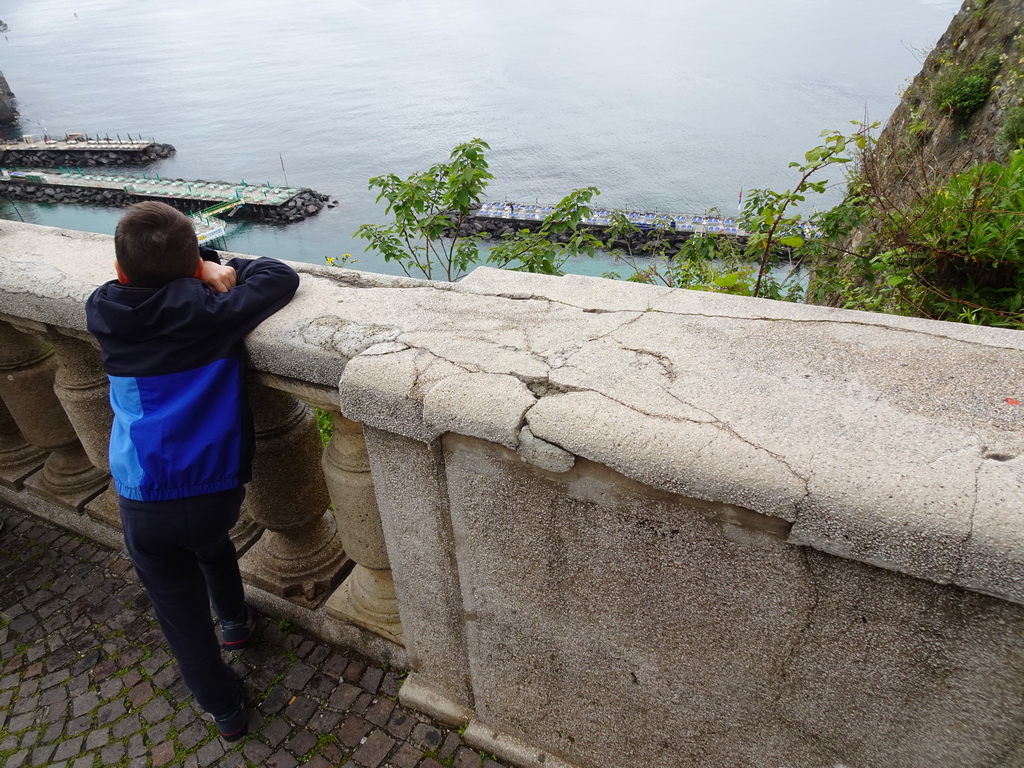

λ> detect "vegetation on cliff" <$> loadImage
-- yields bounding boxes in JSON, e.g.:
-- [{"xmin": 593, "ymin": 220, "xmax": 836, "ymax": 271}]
[
  {"xmin": 809, "ymin": 143, "xmax": 1024, "ymax": 327},
  {"xmin": 808, "ymin": 0, "xmax": 1024, "ymax": 328}
]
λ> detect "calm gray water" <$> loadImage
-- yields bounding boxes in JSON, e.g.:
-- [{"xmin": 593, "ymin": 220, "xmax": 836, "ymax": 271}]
[{"xmin": 1, "ymin": 0, "xmax": 960, "ymax": 277}]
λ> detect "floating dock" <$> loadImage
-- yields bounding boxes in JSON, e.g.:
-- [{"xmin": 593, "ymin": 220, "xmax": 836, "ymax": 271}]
[
  {"xmin": 0, "ymin": 168, "xmax": 329, "ymax": 224},
  {"xmin": 3, "ymin": 134, "xmax": 158, "ymax": 152},
  {"xmin": 476, "ymin": 201, "xmax": 749, "ymax": 237}
]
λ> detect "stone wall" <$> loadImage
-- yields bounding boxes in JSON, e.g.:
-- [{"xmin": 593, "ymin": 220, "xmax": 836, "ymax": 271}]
[{"xmin": 1, "ymin": 221, "xmax": 1023, "ymax": 768}]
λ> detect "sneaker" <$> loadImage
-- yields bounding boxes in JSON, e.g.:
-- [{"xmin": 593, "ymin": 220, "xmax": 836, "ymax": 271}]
[
  {"xmin": 214, "ymin": 693, "xmax": 249, "ymax": 742},
  {"xmin": 221, "ymin": 603, "xmax": 255, "ymax": 651}
]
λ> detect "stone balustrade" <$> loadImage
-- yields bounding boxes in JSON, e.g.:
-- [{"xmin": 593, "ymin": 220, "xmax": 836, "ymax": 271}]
[{"xmin": 1, "ymin": 220, "xmax": 1023, "ymax": 768}]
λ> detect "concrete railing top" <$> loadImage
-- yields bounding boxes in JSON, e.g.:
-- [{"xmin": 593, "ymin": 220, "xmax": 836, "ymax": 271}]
[{"xmin": 3, "ymin": 220, "xmax": 1023, "ymax": 606}]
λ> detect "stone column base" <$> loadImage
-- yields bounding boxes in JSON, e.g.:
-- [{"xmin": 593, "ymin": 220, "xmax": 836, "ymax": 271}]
[
  {"xmin": 239, "ymin": 510, "xmax": 350, "ymax": 606},
  {"xmin": 24, "ymin": 463, "xmax": 109, "ymax": 513},
  {"xmin": 230, "ymin": 505, "xmax": 265, "ymax": 557},
  {"xmin": 85, "ymin": 486, "xmax": 121, "ymax": 529},
  {"xmin": 326, "ymin": 564, "xmax": 404, "ymax": 644},
  {"xmin": 0, "ymin": 444, "xmax": 46, "ymax": 490}
]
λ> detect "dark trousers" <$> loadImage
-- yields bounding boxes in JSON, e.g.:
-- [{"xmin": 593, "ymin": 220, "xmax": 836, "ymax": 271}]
[{"xmin": 119, "ymin": 487, "xmax": 247, "ymax": 717}]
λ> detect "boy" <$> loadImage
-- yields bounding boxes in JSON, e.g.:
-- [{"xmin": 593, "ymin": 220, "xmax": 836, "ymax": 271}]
[{"xmin": 86, "ymin": 201, "xmax": 300, "ymax": 741}]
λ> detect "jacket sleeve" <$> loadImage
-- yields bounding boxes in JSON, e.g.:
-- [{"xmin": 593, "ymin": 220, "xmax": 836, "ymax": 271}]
[
  {"xmin": 202, "ymin": 257, "xmax": 300, "ymax": 338},
  {"xmin": 199, "ymin": 246, "xmax": 222, "ymax": 264}
]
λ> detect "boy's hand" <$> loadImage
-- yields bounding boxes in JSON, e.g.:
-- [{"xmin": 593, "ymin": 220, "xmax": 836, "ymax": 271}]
[{"xmin": 200, "ymin": 261, "xmax": 237, "ymax": 293}]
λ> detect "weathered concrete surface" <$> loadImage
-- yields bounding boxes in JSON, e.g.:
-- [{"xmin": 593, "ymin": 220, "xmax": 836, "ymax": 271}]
[
  {"xmin": 440, "ymin": 435, "xmax": 1024, "ymax": 768},
  {"xmin": 363, "ymin": 428, "xmax": 474, "ymax": 716},
  {"xmin": 423, "ymin": 373, "xmax": 536, "ymax": 450},
  {"xmin": 1, "ymin": 221, "xmax": 1022, "ymax": 599}
]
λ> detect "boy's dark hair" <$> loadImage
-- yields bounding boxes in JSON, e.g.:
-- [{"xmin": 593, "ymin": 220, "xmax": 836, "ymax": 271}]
[{"xmin": 115, "ymin": 201, "xmax": 200, "ymax": 288}]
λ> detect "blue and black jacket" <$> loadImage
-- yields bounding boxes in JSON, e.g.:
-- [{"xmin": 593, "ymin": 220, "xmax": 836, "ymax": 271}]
[{"xmin": 86, "ymin": 250, "xmax": 300, "ymax": 502}]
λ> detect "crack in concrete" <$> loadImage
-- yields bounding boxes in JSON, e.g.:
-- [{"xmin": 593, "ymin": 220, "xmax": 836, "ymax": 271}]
[
  {"xmin": 512, "ymin": 400, "xmax": 536, "ymax": 449},
  {"xmin": 519, "ymin": 351, "xmax": 811, "ymax": 484},
  {"xmin": 661, "ymin": 313, "xmax": 1024, "ymax": 353},
  {"xmin": 532, "ymin": 314, "xmax": 645, "ymax": 373},
  {"xmin": 789, "ymin": 449, "xmax": 817, "ymax": 529},
  {"xmin": 581, "ymin": 321, "xmax": 816, "ymax": 500},
  {"xmin": 465, "ymin": 287, "xmax": 1022, "ymax": 353},
  {"xmin": 620, "ymin": 346, "xmax": 677, "ymax": 381},
  {"xmin": 526, "ymin": 378, "xmax": 588, "ymax": 398},
  {"xmin": 473, "ymin": 290, "xmax": 572, "ymax": 306},
  {"xmin": 577, "ymin": 386, "xmax": 717, "ymax": 428},
  {"xmin": 656, "ymin": 389, "xmax": 811, "ymax": 503},
  {"xmin": 379, "ymin": 345, "xmax": 474, "ymax": 398},
  {"xmin": 769, "ymin": 547, "xmax": 842, "ymax": 764},
  {"xmin": 393, "ymin": 338, "xmax": 537, "ymax": 384},
  {"xmin": 952, "ymin": 460, "xmax": 983, "ymax": 582}
]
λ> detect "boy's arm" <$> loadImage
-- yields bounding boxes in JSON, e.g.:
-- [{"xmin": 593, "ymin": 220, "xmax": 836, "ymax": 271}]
[{"xmin": 204, "ymin": 257, "xmax": 300, "ymax": 336}]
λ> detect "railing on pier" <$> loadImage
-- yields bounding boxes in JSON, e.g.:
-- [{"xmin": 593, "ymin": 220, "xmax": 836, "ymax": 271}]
[{"xmin": 1, "ymin": 220, "xmax": 1023, "ymax": 768}]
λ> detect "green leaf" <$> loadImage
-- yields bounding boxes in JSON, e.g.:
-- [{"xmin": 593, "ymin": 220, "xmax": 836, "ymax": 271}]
[{"xmin": 713, "ymin": 273, "xmax": 741, "ymax": 287}]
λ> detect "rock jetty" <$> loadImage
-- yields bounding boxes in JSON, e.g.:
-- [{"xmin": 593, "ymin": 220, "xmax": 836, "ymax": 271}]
[
  {"xmin": 0, "ymin": 180, "xmax": 329, "ymax": 223},
  {"xmin": 445, "ymin": 205, "xmax": 750, "ymax": 253},
  {"xmin": 0, "ymin": 142, "xmax": 176, "ymax": 167}
]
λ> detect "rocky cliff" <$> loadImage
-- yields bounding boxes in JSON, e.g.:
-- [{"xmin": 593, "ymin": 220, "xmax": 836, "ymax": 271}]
[
  {"xmin": 0, "ymin": 72, "xmax": 15, "ymax": 124},
  {"xmin": 867, "ymin": 0, "xmax": 1024, "ymax": 190},
  {"xmin": 811, "ymin": 0, "xmax": 1024, "ymax": 317}
]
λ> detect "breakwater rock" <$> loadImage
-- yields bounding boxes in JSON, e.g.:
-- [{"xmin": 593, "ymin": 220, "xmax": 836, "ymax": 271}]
[
  {"xmin": 263, "ymin": 189, "xmax": 331, "ymax": 223},
  {"xmin": 0, "ymin": 181, "xmax": 329, "ymax": 224},
  {"xmin": 0, "ymin": 142, "xmax": 176, "ymax": 167}
]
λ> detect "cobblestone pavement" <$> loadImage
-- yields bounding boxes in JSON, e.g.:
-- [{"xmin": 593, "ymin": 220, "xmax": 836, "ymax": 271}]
[{"xmin": 0, "ymin": 505, "xmax": 512, "ymax": 768}]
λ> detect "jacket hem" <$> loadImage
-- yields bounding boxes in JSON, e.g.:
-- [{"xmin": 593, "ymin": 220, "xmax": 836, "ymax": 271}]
[{"xmin": 115, "ymin": 478, "xmax": 241, "ymax": 502}]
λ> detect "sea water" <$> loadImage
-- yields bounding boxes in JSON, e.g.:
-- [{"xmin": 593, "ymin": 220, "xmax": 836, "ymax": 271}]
[{"xmin": 0, "ymin": 0, "xmax": 960, "ymax": 277}]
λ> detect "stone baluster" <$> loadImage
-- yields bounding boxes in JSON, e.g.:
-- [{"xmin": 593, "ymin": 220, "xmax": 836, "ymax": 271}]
[
  {"xmin": 0, "ymin": 394, "xmax": 47, "ymax": 490},
  {"xmin": 0, "ymin": 321, "xmax": 108, "ymax": 510},
  {"xmin": 44, "ymin": 330, "xmax": 119, "ymax": 527},
  {"xmin": 322, "ymin": 412, "xmax": 404, "ymax": 644},
  {"xmin": 239, "ymin": 381, "xmax": 349, "ymax": 602}
]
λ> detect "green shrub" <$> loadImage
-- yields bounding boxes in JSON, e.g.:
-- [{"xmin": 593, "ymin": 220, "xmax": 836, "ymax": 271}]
[
  {"xmin": 355, "ymin": 138, "xmax": 600, "ymax": 281},
  {"xmin": 315, "ymin": 408, "xmax": 333, "ymax": 445},
  {"xmin": 998, "ymin": 105, "xmax": 1024, "ymax": 150},
  {"xmin": 820, "ymin": 149, "xmax": 1024, "ymax": 328},
  {"xmin": 930, "ymin": 50, "xmax": 1001, "ymax": 120}
]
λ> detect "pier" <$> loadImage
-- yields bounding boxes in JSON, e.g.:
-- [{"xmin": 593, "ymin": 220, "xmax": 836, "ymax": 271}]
[
  {"xmin": 476, "ymin": 200, "xmax": 749, "ymax": 237},
  {"xmin": 0, "ymin": 168, "xmax": 329, "ymax": 224},
  {"xmin": 450, "ymin": 200, "xmax": 764, "ymax": 252},
  {"xmin": 0, "ymin": 133, "xmax": 175, "ymax": 166}
]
